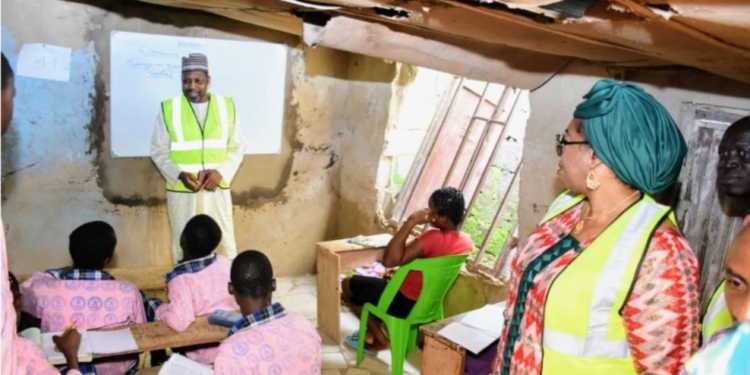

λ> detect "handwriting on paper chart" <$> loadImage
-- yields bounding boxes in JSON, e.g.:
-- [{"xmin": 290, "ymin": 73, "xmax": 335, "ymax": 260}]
[
  {"xmin": 126, "ymin": 60, "xmax": 181, "ymax": 79},
  {"xmin": 16, "ymin": 44, "xmax": 72, "ymax": 82},
  {"xmin": 124, "ymin": 45, "xmax": 198, "ymax": 79}
]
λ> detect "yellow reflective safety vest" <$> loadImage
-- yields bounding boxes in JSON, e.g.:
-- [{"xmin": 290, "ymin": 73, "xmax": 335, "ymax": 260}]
[
  {"xmin": 162, "ymin": 94, "xmax": 235, "ymax": 193},
  {"xmin": 702, "ymin": 280, "xmax": 732, "ymax": 342},
  {"xmin": 538, "ymin": 191, "xmax": 675, "ymax": 374}
]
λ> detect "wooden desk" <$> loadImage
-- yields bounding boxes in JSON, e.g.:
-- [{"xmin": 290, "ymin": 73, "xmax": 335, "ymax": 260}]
[
  {"xmin": 316, "ymin": 239, "xmax": 385, "ymax": 343},
  {"xmin": 135, "ymin": 366, "xmax": 161, "ymax": 375},
  {"xmin": 94, "ymin": 316, "xmax": 228, "ymax": 358},
  {"xmin": 419, "ymin": 310, "xmax": 472, "ymax": 375}
]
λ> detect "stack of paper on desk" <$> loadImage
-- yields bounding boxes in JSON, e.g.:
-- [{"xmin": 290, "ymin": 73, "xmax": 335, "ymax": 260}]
[
  {"xmin": 437, "ymin": 302, "xmax": 506, "ymax": 355},
  {"xmin": 41, "ymin": 328, "xmax": 139, "ymax": 365},
  {"xmin": 349, "ymin": 234, "xmax": 393, "ymax": 247},
  {"xmin": 159, "ymin": 354, "xmax": 215, "ymax": 375}
]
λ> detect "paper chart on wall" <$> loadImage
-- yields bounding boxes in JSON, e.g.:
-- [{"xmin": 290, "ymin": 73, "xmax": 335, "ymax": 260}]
[{"xmin": 16, "ymin": 43, "xmax": 72, "ymax": 82}]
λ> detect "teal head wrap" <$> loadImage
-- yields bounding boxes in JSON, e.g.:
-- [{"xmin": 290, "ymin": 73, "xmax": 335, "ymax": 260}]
[{"xmin": 573, "ymin": 79, "xmax": 687, "ymax": 195}]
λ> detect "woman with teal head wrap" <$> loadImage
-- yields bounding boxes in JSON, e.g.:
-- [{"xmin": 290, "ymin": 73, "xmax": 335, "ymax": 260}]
[
  {"xmin": 574, "ymin": 79, "xmax": 687, "ymax": 195},
  {"xmin": 493, "ymin": 79, "xmax": 699, "ymax": 375}
]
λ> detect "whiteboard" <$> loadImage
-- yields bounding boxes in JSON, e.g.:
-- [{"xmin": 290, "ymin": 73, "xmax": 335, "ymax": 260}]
[{"xmin": 110, "ymin": 30, "xmax": 287, "ymax": 157}]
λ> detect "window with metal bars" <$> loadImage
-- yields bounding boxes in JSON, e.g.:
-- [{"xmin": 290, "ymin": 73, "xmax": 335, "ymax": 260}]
[{"xmin": 387, "ymin": 77, "xmax": 529, "ymax": 278}]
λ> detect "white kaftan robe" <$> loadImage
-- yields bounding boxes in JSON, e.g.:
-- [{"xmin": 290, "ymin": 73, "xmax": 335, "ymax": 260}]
[{"xmin": 150, "ymin": 100, "xmax": 244, "ymax": 262}]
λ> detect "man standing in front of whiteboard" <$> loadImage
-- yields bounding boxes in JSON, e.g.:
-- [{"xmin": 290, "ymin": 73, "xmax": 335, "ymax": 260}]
[{"xmin": 150, "ymin": 52, "xmax": 244, "ymax": 262}]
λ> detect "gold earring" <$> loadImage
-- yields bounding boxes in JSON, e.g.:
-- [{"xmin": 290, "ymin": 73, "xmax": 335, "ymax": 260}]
[{"xmin": 586, "ymin": 171, "xmax": 600, "ymax": 190}]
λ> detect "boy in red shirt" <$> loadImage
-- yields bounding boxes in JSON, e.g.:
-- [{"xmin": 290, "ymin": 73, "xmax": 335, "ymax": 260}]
[{"xmin": 342, "ymin": 187, "xmax": 474, "ymax": 353}]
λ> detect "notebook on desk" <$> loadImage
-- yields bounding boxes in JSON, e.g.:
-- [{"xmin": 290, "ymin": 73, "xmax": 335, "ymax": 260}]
[
  {"xmin": 41, "ymin": 330, "xmax": 93, "ymax": 365},
  {"xmin": 159, "ymin": 354, "xmax": 214, "ymax": 375},
  {"xmin": 40, "ymin": 328, "xmax": 139, "ymax": 365},
  {"xmin": 437, "ymin": 302, "xmax": 507, "ymax": 355}
]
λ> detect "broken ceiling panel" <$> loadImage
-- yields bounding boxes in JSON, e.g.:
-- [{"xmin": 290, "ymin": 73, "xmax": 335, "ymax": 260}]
[
  {"xmin": 540, "ymin": 0, "xmax": 597, "ymax": 18},
  {"xmin": 135, "ymin": 0, "xmax": 750, "ymax": 85},
  {"xmin": 351, "ymin": 1, "xmax": 666, "ymax": 64},
  {"xmin": 495, "ymin": 0, "xmax": 559, "ymax": 6},
  {"xmin": 665, "ymin": 0, "xmax": 750, "ymax": 51},
  {"xmin": 209, "ymin": 9, "xmax": 303, "ymax": 35},
  {"xmin": 303, "ymin": 15, "xmax": 570, "ymax": 89},
  {"xmin": 603, "ymin": 0, "xmax": 750, "ymax": 82}
]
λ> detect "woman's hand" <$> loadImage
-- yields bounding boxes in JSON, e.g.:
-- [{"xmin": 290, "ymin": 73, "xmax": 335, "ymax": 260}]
[{"xmin": 407, "ymin": 208, "xmax": 433, "ymax": 225}]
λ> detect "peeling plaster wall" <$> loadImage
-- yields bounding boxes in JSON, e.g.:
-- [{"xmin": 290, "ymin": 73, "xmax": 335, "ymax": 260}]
[
  {"xmin": 335, "ymin": 55, "xmax": 398, "ymax": 238},
  {"xmin": 1, "ymin": 0, "xmax": 357, "ymax": 275},
  {"xmin": 519, "ymin": 61, "xmax": 750, "ymax": 239}
]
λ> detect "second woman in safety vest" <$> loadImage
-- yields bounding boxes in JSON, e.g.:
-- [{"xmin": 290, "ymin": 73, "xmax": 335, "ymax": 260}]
[{"xmin": 492, "ymin": 79, "xmax": 701, "ymax": 375}]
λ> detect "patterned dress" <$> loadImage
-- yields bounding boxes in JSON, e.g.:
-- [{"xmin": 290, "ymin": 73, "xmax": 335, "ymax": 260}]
[{"xmin": 493, "ymin": 204, "xmax": 700, "ymax": 375}]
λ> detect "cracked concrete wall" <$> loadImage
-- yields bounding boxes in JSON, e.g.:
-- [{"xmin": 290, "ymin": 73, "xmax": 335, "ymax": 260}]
[
  {"xmin": 519, "ymin": 61, "xmax": 750, "ymax": 240},
  {"xmin": 1, "ymin": 0, "xmax": 359, "ymax": 275},
  {"xmin": 335, "ymin": 55, "xmax": 398, "ymax": 238}
]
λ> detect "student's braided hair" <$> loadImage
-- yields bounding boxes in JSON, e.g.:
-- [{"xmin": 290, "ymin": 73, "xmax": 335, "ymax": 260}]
[
  {"xmin": 230, "ymin": 250, "xmax": 274, "ymax": 298},
  {"xmin": 182, "ymin": 214, "xmax": 222, "ymax": 258},
  {"xmin": 430, "ymin": 187, "xmax": 466, "ymax": 226}
]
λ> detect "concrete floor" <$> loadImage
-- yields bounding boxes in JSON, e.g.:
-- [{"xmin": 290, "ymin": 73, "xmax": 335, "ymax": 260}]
[{"xmin": 276, "ymin": 275, "xmax": 422, "ymax": 375}]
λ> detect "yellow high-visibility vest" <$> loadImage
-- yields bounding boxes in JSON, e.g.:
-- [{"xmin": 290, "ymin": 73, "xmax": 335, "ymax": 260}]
[
  {"xmin": 702, "ymin": 280, "xmax": 733, "ymax": 342},
  {"xmin": 162, "ymin": 94, "xmax": 235, "ymax": 193},
  {"xmin": 536, "ymin": 191, "xmax": 674, "ymax": 374}
]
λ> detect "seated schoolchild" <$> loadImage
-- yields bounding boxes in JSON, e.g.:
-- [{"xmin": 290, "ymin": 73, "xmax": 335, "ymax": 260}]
[
  {"xmin": 156, "ymin": 214, "xmax": 238, "ymax": 364},
  {"xmin": 7, "ymin": 272, "xmax": 86, "ymax": 374},
  {"xmin": 20, "ymin": 221, "xmax": 146, "ymax": 375},
  {"xmin": 213, "ymin": 250, "xmax": 321, "ymax": 374}
]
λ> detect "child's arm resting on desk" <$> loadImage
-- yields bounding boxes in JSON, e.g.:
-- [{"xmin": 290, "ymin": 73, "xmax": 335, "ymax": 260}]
[{"xmin": 155, "ymin": 277, "xmax": 197, "ymax": 332}]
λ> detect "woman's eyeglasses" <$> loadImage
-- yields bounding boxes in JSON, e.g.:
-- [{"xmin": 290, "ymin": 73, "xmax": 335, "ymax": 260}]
[{"xmin": 555, "ymin": 134, "xmax": 588, "ymax": 156}]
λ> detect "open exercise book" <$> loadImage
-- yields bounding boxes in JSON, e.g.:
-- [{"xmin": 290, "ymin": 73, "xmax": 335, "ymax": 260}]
[
  {"xmin": 437, "ymin": 302, "xmax": 507, "ymax": 355},
  {"xmin": 36, "ymin": 328, "xmax": 139, "ymax": 365},
  {"xmin": 159, "ymin": 354, "xmax": 215, "ymax": 375}
]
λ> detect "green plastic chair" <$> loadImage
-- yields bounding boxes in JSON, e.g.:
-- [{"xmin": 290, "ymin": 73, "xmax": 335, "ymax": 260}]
[{"xmin": 356, "ymin": 253, "xmax": 470, "ymax": 375}]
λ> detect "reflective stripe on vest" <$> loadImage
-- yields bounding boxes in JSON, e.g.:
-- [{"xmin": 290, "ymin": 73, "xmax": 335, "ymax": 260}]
[
  {"xmin": 702, "ymin": 280, "xmax": 733, "ymax": 341},
  {"xmin": 540, "ymin": 190, "xmax": 581, "ymax": 224},
  {"xmin": 538, "ymin": 193, "xmax": 673, "ymax": 374},
  {"xmin": 162, "ymin": 94, "xmax": 235, "ymax": 192}
]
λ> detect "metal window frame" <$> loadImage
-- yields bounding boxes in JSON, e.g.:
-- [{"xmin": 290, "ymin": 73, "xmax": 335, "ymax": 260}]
[{"xmin": 390, "ymin": 79, "xmax": 525, "ymax": 277}]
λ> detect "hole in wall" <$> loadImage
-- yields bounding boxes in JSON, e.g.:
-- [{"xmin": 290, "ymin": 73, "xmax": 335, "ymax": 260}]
[{"xmin": 374, "ymin": 6, "xmax": 413, "ymax": 19}]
